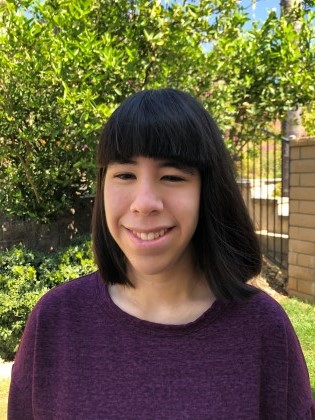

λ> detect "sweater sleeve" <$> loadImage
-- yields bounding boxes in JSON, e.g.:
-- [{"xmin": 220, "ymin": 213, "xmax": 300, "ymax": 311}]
[
  {"xmin": 7, "ymin": 304, "xmax": 39, "ymax": 420},
  {"xmin": 302, "ymin": 405, "xmax": 315, "ymax": 420},
  {"xmin": 8, "ymin": 379, "xmax": 33, "ymax": 420},
  {"xmin": 252, "ymin": 292, "xmax": 314, "ymax": 418}
]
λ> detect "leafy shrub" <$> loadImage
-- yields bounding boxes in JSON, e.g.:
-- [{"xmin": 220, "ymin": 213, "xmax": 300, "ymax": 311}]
[
  {"xmin": 0, "ymin": 236, "xmax": 95, "ymax": 360},
  {"xmin": 38, "ymin": 239, "xmax": 96, "ymax": 288},
  {"xmin": 1, "ymin": 1, "xmax": 314, "ymax": 222}
]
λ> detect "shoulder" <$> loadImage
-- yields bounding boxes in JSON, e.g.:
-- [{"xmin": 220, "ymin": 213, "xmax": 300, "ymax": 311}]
[
  {"xmin": 236, "ymin": 292, "xmax": 315, "ymax": 416},
  {"xmin": 226, "ymin": 290, "xmax": 289, "ymax": 327},
  {"xmin": 223, "ymin": 290, "xmax": 297, "ymax": 345},
  {"xmin": 234, "ymin": 291, "xmax": 308, "ymax": 386},
  {"xmin": 241, "ymin": 288, "xmax": 284, "ymax": 311},
  {"xmin": 249, "ymin": 288, "xmax": 284, "ymax": 309},
  {"xmin": 31, "ymin": 271, "xmax": 101, "ymax": 321},
  {"xmin": 10, "ymin": 272, "xmax": 103, "ymax": 394},
  {"xmin": 19, "ymin": 271, "xmax": 104, "ymax": 354}
]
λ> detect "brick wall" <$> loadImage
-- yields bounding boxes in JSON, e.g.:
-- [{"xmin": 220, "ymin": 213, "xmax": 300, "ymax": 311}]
[{"xmin": 288, "ymin": 137, "xmax": 315, "ymax": 303}]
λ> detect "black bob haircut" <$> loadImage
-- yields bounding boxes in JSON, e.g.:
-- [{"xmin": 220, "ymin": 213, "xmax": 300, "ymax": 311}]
[{"xmin": 92, "ymin": 88, "xmax": 261, "ymax": 301}]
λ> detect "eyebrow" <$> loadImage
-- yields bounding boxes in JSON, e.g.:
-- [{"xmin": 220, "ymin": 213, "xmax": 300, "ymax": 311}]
[
  {"xmin": 158, "ymin": 160, "xmax": 196, "ymax": 174},
  {"xmin": 109, "ymin": 159, "xmax": 196, "ymax": 174}
]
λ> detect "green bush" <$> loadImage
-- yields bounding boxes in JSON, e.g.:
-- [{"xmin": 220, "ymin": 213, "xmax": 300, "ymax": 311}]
[
  {"xmin": 0, "ymin": 236, "xmax": 95, "ymax": 360},
  {"xmin": 38, "ymin": 239, "xmax": 96, "ymax": 289},
  {"xmin": 1, "ymin": 1, "xmax": 314, "ymax": 222}
]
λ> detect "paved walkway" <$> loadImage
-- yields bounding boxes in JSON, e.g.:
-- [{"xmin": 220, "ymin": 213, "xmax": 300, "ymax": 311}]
[{"xmin": 0, "ymin": 362, "xmax": 13, "ymax": 380}]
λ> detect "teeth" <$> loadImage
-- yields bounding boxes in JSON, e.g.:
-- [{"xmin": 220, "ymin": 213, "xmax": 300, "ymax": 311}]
[{"xmin": 132, "ymin": 229, "xmax": 167, "ymax": 241}]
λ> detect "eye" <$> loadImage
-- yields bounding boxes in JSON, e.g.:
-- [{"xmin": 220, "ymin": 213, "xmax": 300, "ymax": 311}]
[
  {"xmin": 162, "ymin": 175, "xmax": 185, "ymax": 182},
  {"xmin": 114, "ymin": 172, "xmax": 136, "ymax": 180}
]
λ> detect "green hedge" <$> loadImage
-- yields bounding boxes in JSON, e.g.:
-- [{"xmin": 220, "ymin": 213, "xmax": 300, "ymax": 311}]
[{"xmin": 0, "ymin": 236, "xmax": 95, "ymax": 361}]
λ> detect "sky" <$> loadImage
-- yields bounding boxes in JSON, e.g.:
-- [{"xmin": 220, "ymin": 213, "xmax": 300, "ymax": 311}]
[
  {"xmin": 240, "ymin": 0, "xmax": 280, "ymax": 21},
  {"xmin": 161, "ymin": 1, "xmax": 282, "ymax": 24}
]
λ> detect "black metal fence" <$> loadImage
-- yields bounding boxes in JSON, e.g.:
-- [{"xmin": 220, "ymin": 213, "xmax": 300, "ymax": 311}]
[{"xmin": 237, "ymin": 129, "xmax": 289, "ymax": 269}]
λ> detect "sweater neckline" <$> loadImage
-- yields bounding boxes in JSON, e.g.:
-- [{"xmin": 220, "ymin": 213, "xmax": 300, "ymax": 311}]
[{"xmin": 96, "ymin": 272, "xmax": 227, "ymax": 337}]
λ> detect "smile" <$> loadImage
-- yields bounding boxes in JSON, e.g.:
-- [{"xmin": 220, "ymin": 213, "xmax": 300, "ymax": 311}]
[{"xmin": 131, "ymin": 229, "xmax": 169, "ymax": 241}]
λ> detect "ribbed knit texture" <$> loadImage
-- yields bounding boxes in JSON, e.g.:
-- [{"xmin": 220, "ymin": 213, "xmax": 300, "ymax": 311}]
[{"xmin": 8, "ymin": 272, "xmax": 315, "ymax": 419}]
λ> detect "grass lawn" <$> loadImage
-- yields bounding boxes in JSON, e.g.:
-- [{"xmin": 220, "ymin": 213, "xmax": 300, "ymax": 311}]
[
  {"xmin": 0, "ymin": 378, "xmax": 10, "ymax": 420},
  {"xmin": 279, "ymin": 296, "xmax": 315, "ymax": 398},
  {"xmin": 0, "ymin": 296, "xmax": 314, "ymax": 418}
]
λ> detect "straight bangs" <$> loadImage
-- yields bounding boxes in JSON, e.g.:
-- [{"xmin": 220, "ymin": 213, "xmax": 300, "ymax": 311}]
[{"xmin": 97, "ymin": 89, "xmax": 211, "ymax": 170}]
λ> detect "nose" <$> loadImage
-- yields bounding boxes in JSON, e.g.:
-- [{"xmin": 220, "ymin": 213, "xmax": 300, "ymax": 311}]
[{"xmin": 130, "ymin": 180, "xmax": 163, "ymax": 215}]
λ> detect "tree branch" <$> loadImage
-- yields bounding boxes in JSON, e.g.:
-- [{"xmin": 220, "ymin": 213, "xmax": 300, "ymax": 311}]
[{"xmin": 17, "ymin": 153, "xmax": 42, "ymax": 205}]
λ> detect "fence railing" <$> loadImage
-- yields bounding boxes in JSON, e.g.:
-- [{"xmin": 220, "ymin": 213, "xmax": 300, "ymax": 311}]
[{"xmin": 237, "ymin": 130, "xmax": 289, "ymax": 269}]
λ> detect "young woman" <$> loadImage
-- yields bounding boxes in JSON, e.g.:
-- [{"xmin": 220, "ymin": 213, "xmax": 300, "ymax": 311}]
[{"xmin": 9, "ymin": 89, "xmax": 314, "ymax": 419}]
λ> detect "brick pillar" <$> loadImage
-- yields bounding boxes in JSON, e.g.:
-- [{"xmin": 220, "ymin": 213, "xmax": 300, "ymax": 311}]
[{"xmin": 288, "ymin": 137, "xmax": 315, "ymax": 303}]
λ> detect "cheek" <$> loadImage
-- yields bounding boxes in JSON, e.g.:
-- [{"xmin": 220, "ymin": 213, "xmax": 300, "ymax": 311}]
[
  {"xmin": 189, "ymin": 188, "xmax": 201, "ymax": 229},
  {"xmin": 173, "ymin": 187, "xmax": 201, "ymax": 224},
  {"xmin": 189, "ymin": 196, "xmax": 201, "ymax": 226},
  {"xmin": 104, "ymin": 184, "xmax": 129, "ymax": 229},
  {"xmin": 188, "ymin": 182, "xmax": 201, "ymax": 210},
  {"xmin": 103, "ymin": 184, "xmax": 118, "ymax": 231}
]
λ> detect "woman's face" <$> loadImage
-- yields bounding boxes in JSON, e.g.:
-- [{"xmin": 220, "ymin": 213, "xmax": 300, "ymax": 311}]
[{"xmin": 104, "ymin": 156, "xmax": 201, "ymax": 279}]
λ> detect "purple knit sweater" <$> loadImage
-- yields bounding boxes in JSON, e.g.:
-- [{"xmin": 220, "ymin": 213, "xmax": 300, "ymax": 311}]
[{"xmin": 8, "ymin": 272, "xmax": 315, "ymax": 419}]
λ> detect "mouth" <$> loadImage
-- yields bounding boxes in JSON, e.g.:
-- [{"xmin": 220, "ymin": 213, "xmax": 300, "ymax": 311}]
[{"xmin": 130, "ymin": 228, "xmax": 171, "ymax": 241}]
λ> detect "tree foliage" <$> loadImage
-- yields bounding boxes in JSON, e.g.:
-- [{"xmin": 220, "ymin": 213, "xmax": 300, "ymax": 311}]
[
  {"xmin": 302, "ymin": 101, "xmax": 315, "ymax": 134},
  {"xmin": 0, "ymin": 0, "xmax": 314, "ymax": 221}
]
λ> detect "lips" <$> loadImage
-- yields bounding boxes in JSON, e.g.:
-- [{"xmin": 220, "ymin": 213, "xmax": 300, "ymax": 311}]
[{"xmin": 130, "ymin": 228, "xmax": 170, "ymax": 241}]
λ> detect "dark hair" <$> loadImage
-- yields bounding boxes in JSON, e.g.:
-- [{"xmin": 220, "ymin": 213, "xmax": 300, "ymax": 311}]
[{"xmin": 92, "ymin": 88, "xmax": 261, "ymax": 301}]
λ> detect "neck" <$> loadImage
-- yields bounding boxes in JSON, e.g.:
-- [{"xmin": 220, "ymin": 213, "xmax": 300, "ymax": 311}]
[{"xmin": 109, "ymin": 263, "xmax": 215, "ymax": 324}]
